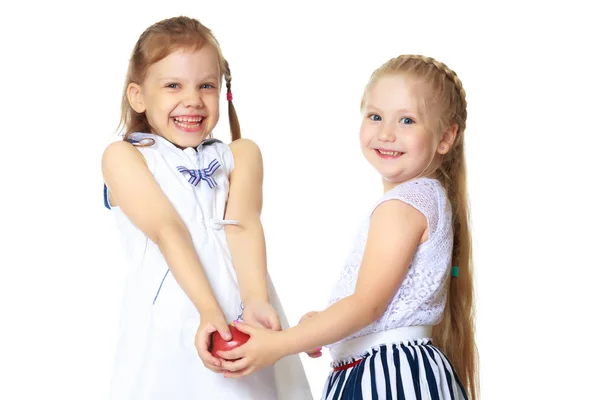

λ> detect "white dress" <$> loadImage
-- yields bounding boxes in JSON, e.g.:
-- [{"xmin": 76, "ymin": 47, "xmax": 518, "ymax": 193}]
[{"xmin": 105, "ymin": 133, "xmax": 312, "ymax": 400}]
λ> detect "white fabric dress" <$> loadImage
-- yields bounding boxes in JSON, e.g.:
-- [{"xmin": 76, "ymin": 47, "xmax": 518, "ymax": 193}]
[{"xmin": 104, "ymin": 132, "xmax": 312, "ymax": 400}]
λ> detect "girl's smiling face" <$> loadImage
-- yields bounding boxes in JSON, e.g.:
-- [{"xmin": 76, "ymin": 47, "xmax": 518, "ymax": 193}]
[{"xmin": 127, "ymin": 46, "xmax": 221, "ymax": 149}]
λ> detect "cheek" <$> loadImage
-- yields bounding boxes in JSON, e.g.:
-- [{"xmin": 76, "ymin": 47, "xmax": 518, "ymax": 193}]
[
  {"xmin": 143, "ymin": 101, "xmax": 159, "ymax": 124},
  {"xmin": 206, "ymin": 93, "xmax": 220, "ymax": 110},
  {"xmin": 211, "ymin": 100, "xmax": 220, "ymax": 118},
  {"xmin": 359, "ymin": 124, "xmax": 371, "ymax": 147},
  {"xmin": 147, "ymin": 97, "xmax": 170, "ymax": 120},
  {"xmin": 410, "ymin": 133, "xmax": 434, "ymax": 153},
  {"xmin": 416, "ymin": 139, "xmax": 429, "ymax": 153}
]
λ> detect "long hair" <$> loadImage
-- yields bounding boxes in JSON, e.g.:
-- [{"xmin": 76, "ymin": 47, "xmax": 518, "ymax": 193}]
[{"xmin": 361, "ymin": 55, "xmax": 479, "ymax": 399}]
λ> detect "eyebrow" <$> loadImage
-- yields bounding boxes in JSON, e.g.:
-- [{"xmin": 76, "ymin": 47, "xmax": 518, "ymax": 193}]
[
  {"xmin": 158, "ymin": 74, "xmax": 219, "ymax": 82},
  {"xmin": 364, "ymin": 106, "xmax": 417, "ymax": 115}
]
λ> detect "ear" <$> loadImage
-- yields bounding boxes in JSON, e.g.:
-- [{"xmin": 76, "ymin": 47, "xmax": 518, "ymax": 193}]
[
  {"xmin": 437, "ymin": 123, "xmax": 458, "ymax": 155},
  {"xmin": 126, "ymin": 83, "xmax": 146, "ymax": 113}
]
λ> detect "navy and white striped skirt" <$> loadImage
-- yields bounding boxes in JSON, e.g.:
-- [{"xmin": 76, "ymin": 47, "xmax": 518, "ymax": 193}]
[{"xmin": 322, "ymin": 329, "xmax": 467, "ymax": 400}]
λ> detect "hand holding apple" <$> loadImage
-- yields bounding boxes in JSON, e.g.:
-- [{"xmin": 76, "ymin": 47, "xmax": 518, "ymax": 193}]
[{"xmin": 209, "ymin": 323, "xmax": 250, "ymax": 359}]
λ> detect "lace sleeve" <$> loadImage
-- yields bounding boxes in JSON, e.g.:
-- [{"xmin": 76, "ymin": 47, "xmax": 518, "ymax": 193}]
[{"xmin": 371, "ymin": 178, "xmax": 441, "ymax": 235}]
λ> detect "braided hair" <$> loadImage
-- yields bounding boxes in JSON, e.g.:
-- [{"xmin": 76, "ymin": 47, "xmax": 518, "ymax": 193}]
[{"xmin": 360, "ymin": 55, "xmax": 479, "ymax": 400}]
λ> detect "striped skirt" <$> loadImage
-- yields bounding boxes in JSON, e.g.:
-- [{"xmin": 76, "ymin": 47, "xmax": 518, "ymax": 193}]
[{"xmin": 322, "ymin": 330, "xmax": 467, "ymax": 400}]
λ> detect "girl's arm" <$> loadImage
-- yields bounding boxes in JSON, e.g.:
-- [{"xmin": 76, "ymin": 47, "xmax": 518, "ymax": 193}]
[
  {"xmin": 281, "ymin": 199, "xmax": 427, "ymax": 353},
  {"xmin": 220, "ymin": 199, "xmax": 427, "ymax": 376},
  {"xmin": 102, "ymin": 141, "xmax": 228, "ymax": 327},
  {"xmin": 223, "ymin": 140, "xmax": 275, "ymax": 322}
]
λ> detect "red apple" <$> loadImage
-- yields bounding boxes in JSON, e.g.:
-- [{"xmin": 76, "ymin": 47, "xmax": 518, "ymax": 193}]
[{"xmin": 209, "ymin": 324, "xmax": 250, "ymax": 359}]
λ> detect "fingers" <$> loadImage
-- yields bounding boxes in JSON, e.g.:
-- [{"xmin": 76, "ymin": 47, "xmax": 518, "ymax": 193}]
[
  {"xmin": 197, "ymin": 345, "xmax": 223, "ymax": 369},
  {"xmin": 232, "ymin": 321, "xmax": 253, "ymax": 336},
  {"xmin": 203, "ymin": 362, "xmax": 227, "ymax": 373},
  {"xmin": 306, "ymin": 346, "xmax": 322, "ymax": 358},
  {"xmin": 220, "ymin": 356, "xmax": 250, "ymax": 373},
  {"xmin": 198, "ymin": 344, "xmax": 220, "ymax": 361},
  {"xmin": 196, "ymin": 324, "xmax": 222, "ymax": 369},
  {"xmin": 307, "ymin": 350, "xmax": 322, "ymax": 358},
  {"xmin": 268, "ymin": 314, "xmax": 282, "ymax": 331},
  {"xmin": 218, "ymin": 345, "xmax": 245, "ymax": 361},
  {"xmin": 197, "ymin": 338, "xmax": 222, "ymax": 369},
  {"xmin": 306, "ymin": 345, "xmax": 322, "ymax": 358},
  {"xmin": 215, "ymin": 320, "xmax": 232, "ymax": 341}
]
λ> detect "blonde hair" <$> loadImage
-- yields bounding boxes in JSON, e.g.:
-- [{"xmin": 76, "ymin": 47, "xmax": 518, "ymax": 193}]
[
  {"xmin": 118, "ymin": 16, "xmax": 241, "ymax": 142},
  {"xmin": 362, "ymin": 55, "xmax": 479, "ymax": 399}
]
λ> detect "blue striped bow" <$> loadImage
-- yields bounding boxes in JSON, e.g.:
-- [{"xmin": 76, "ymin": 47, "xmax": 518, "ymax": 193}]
[{"xmin": 177, "ymin": 159, "xmax": 221, "ymax": 188}]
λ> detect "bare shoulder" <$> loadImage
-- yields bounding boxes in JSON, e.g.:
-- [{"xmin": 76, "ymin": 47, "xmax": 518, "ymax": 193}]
[
  {"xmin": 228, "ymin": 138, "xmax": 262, "ymax": 166},
  {"xmin": 101, "ymin": 141, "xmax": 149, "ymax": 207},
  {"xmin": 371, "ymin": 199, "xmax": 428, "ymax": 241},
  {"xmin": 101, "ymin": 140, "xmax": 147, "ymax": 172}
]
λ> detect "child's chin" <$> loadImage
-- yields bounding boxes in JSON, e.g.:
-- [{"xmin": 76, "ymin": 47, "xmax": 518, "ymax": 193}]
[{"xmin": 173, "ymin": 133, "xmax": 206, "ymax": 148}]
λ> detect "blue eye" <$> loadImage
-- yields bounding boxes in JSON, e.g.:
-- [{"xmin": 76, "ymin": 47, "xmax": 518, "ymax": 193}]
[
  {"xmin": 400, "ymin": 117, "xmax": 414, "ymax": 124},
  {"xmin": 166, "ymin": 83, "xmax": 180, "ymax": 89},
  {"xmin": 369, "ymin": 114, "xmax": 382, "ymax": 121},
  {"xmin": 201, "ymin": 83, "xmax": 216, "ymax": 89}
]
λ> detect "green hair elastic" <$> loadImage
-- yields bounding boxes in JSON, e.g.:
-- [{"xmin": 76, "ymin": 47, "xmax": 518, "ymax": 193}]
[{"xmin": 451, "ymin": 266, "xmax": 459, "ymax": 277}]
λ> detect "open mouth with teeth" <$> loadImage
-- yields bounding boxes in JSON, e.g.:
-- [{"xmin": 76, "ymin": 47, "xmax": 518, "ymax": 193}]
[
  {"xmin": 172, "ymin": 116, "xmax": 205, "ymax": 131},
  {"xmin": 375, "ymin": 149, "xmax": 404, "ymax": 158}
]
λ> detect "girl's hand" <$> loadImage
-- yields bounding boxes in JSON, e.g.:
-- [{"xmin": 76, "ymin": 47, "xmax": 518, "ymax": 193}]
[
  {"xmin": 242, "ymin": 300, "xmax": 282, "ymax": 331},
  {"xmin": 195, "ymin": 308, "xmax": 232, "ymax": 373},
  {"xmin": 299, "ymin": 311, "xmax": 322, "ymax": 358},
  {"xmin": 218, "ymin": 321, "xmax": 285, "ymax": 378}
]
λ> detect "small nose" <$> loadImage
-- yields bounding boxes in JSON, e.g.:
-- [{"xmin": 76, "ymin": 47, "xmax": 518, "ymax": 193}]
[
  {"xmin": 377, "ymin": 123, "xmax": 396, "ymax": 142},
  {"xmin": 183, "ymin": 89, "xmax": 204, "ymax": 108}
]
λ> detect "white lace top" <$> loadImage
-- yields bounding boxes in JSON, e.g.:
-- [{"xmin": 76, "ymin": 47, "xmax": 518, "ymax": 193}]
[{"xmin": 327, "ymin": 177, "xmax": 453, "ymax": 350}]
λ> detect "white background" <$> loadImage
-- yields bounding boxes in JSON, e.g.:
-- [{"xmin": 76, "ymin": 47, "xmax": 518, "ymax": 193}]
[{"xmin": 0, "ymin": 1, "xmax": 598, "ymax": 399}]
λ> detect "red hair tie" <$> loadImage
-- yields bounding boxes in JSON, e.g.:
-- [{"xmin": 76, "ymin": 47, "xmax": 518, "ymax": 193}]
[{"xmin": 226, "ymin": 92, "xmax": 233, "ymax": 101}]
